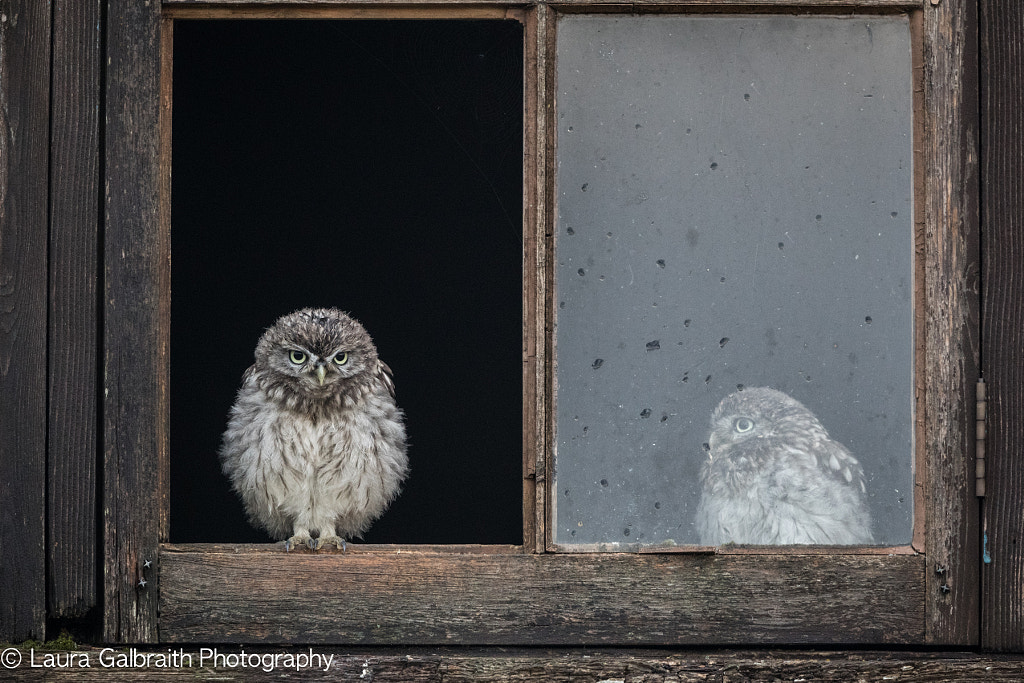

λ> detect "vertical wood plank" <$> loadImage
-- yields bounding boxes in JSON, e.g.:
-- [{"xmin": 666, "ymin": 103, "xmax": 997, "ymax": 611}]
[
  {"xmin": 48, "ymin": 0, "xmax": 102, "ymax": 621},
  {"xmin": 527, "ymin": 3, "xmax": 555, "ymax": 555},
  {"xmin": 158, "ymin": 13, "xmax": 173, "ymax": 547},
  {"xmin": 522, "ymin": 5, "xmax": 541, "ymax": 553},
  {"xmin": 921, "ymin": 0, "xmax": 981, "ymax": 646},
  {"xmin": 979, "ymin": 0, "xmax": 1024, "ymax": 653},
  {"xmin": 0, "ymin": 0, "xmax": 51, "ymax": 642},
  {"xmin": 537, "ymin": 1, "xmax": 555, "ymax": 554},
  {"xmin": 104, "ymin": 0, "xmax": 165, "ymax": 643}
]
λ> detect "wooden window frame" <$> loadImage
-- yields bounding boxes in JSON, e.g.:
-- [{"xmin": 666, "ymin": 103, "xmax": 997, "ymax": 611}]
[{"xmin": 102, "ymin": 0, "xmax": 979, "ymax": 646}]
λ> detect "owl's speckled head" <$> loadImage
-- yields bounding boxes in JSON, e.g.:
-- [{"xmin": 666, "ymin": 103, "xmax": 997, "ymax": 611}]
[
  {"xmin": 707, "ymin": 387, "xmax": 827, "ymax": 458},
  {"xmin": 254, "ymin": 307, "xmax": 380, "ymax": 402}
]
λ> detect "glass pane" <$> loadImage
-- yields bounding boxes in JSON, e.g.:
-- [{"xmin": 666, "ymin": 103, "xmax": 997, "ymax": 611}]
[{"xmin": 553, "ymin": 15, "xmax": 914, "ymax": 549}]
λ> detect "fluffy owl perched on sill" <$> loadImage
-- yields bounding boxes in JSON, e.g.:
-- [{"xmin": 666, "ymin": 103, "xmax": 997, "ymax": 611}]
[
  {"xmin": 220, "ymin": 307, "xmax": 408, "ymax": 551},
  {"xmin": 695, "ymin": 387, "xmax": 874, "ymax": 546}
]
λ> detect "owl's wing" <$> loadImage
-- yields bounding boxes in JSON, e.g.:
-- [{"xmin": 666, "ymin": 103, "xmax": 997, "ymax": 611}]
[
  {"xmin": 377, "ymin": 360, "xmax": 397, "ymax": 399},
  {"xmin": 813, "ymin": 434, "xmax": 867, "ymax": 495}
]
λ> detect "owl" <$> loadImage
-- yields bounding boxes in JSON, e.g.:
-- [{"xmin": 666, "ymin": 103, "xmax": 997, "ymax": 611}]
[
  {"xmin": 695, "ymin": 387, "xmax": 873, "ymax": 545},
  {"xmin": 219, "ymin": 307, "xmax": 408, "ymax": 551}
]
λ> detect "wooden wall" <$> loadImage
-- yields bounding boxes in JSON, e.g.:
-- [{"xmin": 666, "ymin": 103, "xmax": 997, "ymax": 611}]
[
  {"xmin": 0, "ymin": 0, "xmax": 51, "ymax": 642},
  {"xmin": 48, "ymin": 0, "xmax": 102, "ymax": 625},
  {"xmin": 0, "ymin": 0, "xmax": 1022, "ymax": 659},
  {"xmin": 0, "ymin": 0, "xmax": 103, "ymax": 642},
  {"xmin": 980, "ymin": 0, "xmax": 1024, "ymax": 654},
  {"xmin": 1, "ymin": 648, "xmax": 1024, "ymax": 681},
  {"xmin": 102, "ymin": 0, "xmax": 165, "ymax": 644}
]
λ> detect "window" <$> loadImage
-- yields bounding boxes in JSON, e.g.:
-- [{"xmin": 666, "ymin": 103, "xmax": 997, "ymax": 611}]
[
  {"xmin": 169, "ymin": 19, "xmax": 524, "ymax": 546},
  {"xmin": 102, "ymin": 0, "xmax": 979, "ymax": 646},
  {"xmin": 552, "ymin": 15, "xmax": 915, "ymax": 550}
]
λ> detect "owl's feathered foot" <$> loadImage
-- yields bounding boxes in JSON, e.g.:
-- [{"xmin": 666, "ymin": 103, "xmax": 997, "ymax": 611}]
[
  {"xmin": 283, "ymin": 531, "xmax": 347, "ymax": 552},
  {"xmin": 284, "ymin": 531, "xmax": 313, "ymax": 552},
  {"xmin": 312, "ymin": 535, "xmax": 347, "ymax": 552}
]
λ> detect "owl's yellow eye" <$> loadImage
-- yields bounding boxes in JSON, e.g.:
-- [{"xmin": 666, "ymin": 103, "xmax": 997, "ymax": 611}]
[
  {"xmin": 288, "ymin": 350, "xmax": 307, "ymax": 365},
  {"xmin": 333, "ymin": 352, "xmax": 348, "ymax": 366},
  {"xmin": 734, "ymin": 417, "xmax": 755, "ymax": 433}
]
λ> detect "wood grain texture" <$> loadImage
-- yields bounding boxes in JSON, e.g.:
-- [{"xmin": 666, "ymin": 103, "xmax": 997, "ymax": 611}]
[
  {"xmin": 538, "ymin": 0, "xmax": 557, "ymax": 554},
  {"xmin": 158, "ymin": 14, "xmax": 174, "ymax": 553},
  {"xmin": 103, "ymin": 0, "xmax": 166, "ymax": 643},
  {"xmin": 48, "ymin": 0, "xmax": 102, "ymax": 622},
  {"xmin": 164, "ymin": 0, "xmax": 523, "ymax": 5},
  {"xmin": 2, "ymin": 646, "xmax": 1024, "ymax": 681},
  {"xmin": 164, "ymin": 6, "xmax": 523, "ymax": 19},
  {"xmin": 2, "ymin": 648, "xmax": 1024, "ymax": 681},
  {"xmin": 0, "ymin": 0, "xmax": 51, "ymax": 643},
  {"xmin": 979, "ymin": 0, "xmax": 1024, "ymax": 653},
  {"xmin": 523, "ymin": 5, "xmax": 542, "ymax": 554},
  {"xmin": 163, "ymin": 0, "xmax": 917, "ymax": 7},
  {"xmin": 550, "ymin": 0, "xmax": 915, "ymax": 7},
  {"xmin": 159, "ymin": 546, "xmax": 924, "ymax": 645},
  {"xmin": 920, "ymin": 0, "xmax": 982, "ymax": 646},
  {"xmin": 533, "ymin": 2, "xmax": 557, "ymax": 555}
]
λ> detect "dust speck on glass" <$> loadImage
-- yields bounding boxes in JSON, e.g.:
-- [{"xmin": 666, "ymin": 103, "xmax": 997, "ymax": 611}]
[{"xmin": 553, "ymin": 15, "xmax": 914, "ymax": 549}]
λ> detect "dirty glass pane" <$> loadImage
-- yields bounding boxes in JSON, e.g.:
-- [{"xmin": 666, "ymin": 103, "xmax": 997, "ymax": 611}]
[{"xmin": 553, "ymin": 15, "xmax": 914, "ymax": 549}]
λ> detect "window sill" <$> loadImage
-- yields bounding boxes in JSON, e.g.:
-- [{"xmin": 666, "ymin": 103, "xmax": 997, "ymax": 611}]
[{"xmin": 159, "ymin": 543, "xmax": 924, "ymax": 645}]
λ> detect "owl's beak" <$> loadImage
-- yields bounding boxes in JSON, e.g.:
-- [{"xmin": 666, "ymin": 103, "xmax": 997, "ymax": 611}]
[{"xmin": 316, "ymin": 364, "xmax": 327, "ymax": 386}]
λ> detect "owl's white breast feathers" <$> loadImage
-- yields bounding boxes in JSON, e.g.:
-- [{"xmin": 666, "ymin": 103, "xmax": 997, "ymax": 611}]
[{"xmin": 220, "ymin": 372, "xmax": 408, "ymax": 541}]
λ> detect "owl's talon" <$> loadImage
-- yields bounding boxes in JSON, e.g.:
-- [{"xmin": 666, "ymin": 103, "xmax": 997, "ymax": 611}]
[
  {"xmin": 285, "ymin": 534, "xmax": 313, "ymax": 552},
  {"xmin": 319, "ymin": 535, "xmax": 347, "ymax": 552}
]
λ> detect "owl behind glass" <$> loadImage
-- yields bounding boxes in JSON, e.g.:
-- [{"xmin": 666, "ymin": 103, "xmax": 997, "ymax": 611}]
[
  {"xmin": 695, "ymin": 387, "xmax": 873, "ymax": 546},
  {"xmin": 220, "ymin": 307, "xmax": 408, "ymax": 551}
]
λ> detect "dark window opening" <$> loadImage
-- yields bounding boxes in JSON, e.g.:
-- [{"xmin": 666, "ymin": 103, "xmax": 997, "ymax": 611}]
[{"xmin": 170, "ymin": 19, "xmax": 524, "ymax": 544}]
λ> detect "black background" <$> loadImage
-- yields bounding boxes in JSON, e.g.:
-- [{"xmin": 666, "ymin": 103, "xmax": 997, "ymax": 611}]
[{"xmin": 170, "ymin": 20, "xmax": 524, "ymax": 544}]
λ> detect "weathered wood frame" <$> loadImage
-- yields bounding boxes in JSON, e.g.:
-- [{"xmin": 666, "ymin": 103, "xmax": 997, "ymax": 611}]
[
  {"xmin": 95, "ymin": 0, "xmax": 979, "ymax": 646},
  {"xmin": 979, "ymin": 0, "xmax": 1024, "ymax": 654},
  {"xmin": 0, "ymin": 0, "xmax": 52, "ymax": 642}
]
